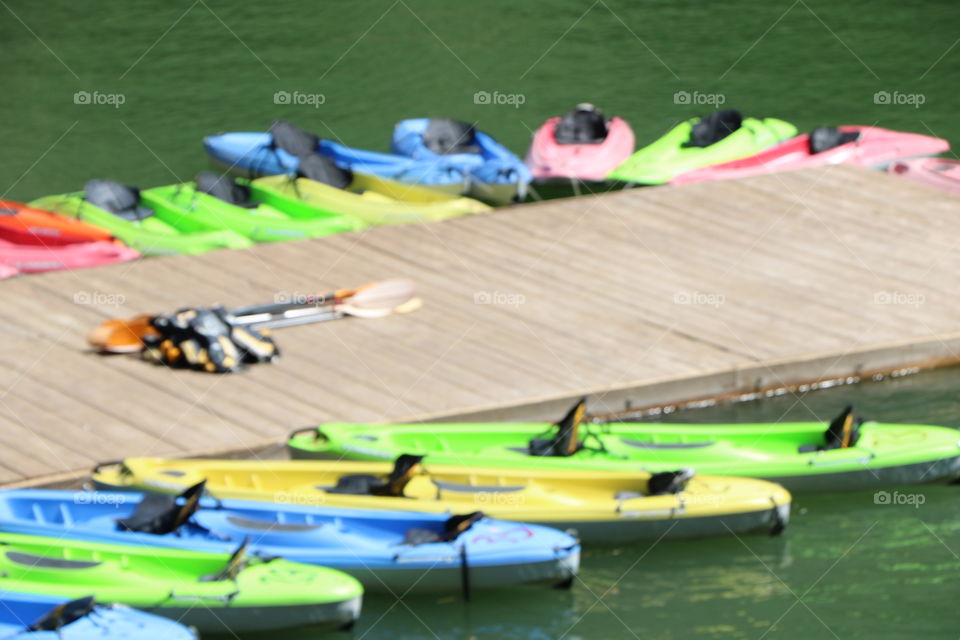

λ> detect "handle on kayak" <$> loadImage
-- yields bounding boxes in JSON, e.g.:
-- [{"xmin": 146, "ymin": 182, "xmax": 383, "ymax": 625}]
[
  {"xmin": 288, "ymin": 425, "xmax": 320, "ymax": 440},
  {"xmin": 91, "ymin": 459, "xmax": 124, "ymax": 475}
]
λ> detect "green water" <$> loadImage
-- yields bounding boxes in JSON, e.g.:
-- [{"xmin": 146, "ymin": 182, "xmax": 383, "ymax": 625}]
[{"xmin": 5, "ymin": 0, "xmax": 960, "ymax": 637}]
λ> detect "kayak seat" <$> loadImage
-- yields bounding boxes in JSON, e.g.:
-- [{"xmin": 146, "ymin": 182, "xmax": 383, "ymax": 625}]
[
  {"xmin": 195, "ymin": 172, "xmax": 257, "ymax": 209},
  {"xmin": 28, "ymin": 596, "xmax": 96, "ymax": 632},
  {"xmin": 422, "ymin": 119, "xmax": 481, "ymax": 155},
  {"xmin": 117, "ymin": 480, "xmax": 206, "ymax": 535},
  {"xmin": 297, "ymin": 153, "xmax": 353, "ymax": 190},
  {"xmin": 225, "ymin": 515, "xmax": 321, "ymax": 532},
  {"xmin": 5, "ymin": 552, "xmax": 101, "ymax": 569},
  {"xmin": 684, "ymin": 109, "xmax": 743, "ymax": 148},
  {"xmin": 432, "ymin": 480, "xmax": 524, "ymax": 494},
  {"xmin": 403, "ymin": 511, "xmax": 484, "ymax": 545},
  {"xmin": 809, "ymin": 127, "xmax": 861, "ymax": 154},
  {"xmin": 269, "ymin": 119, "xmax": 319, "ymax": 158},
  {"xmin": 620, "ymin": 438, "xmax": 715, "ymax": 449},
  {"xmin": 84, "ymin": 179, "xmax": 155, "ymax": 221},
  {"xmin": 554, "ymin": 104, "xmax": 609, "ymax": 145}
]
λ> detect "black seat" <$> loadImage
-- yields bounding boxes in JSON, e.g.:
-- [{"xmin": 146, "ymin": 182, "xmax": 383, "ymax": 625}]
[
  {"xmin": 684, "ymin": 109, "xmax": 744, "ymax": 148},
  {"xmin": 808, "ymin": 127, "xmax": 860, "ymax": 154},
  {"xmin": 554, "ymin": 104, "xmax": 608, "ymax": 144},
  {"xmin": 84, "ymin": 180, "xmax": 154, "ymax": 221},
  {"xmin": 195, "ymin": 172, "xmax": 256, "ymax": 208},
  {"xmin": 296, "ymin": 153, "xmax": 353, "ymax": 189},
  {"xmin": 269, "ymin": 119, "xmax": 320, "ymax": 157},
  {"xmin": 422, "ymin": 119, "xmax": 480, "ymax": 155}
]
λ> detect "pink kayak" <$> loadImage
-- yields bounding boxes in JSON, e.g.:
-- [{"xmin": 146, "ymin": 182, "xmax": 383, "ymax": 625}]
[
  {"xmin": 672, "ymin": 126, "xmax": 950, "ymax": 185},
  {"xmin": 0, "ymin": 263, "xmax": 19, "ymax": 279},
  {"xmin": 0, "ymin": 238, "xmax": 139, "ymax": 274},
  {"xmin": 888, "ymin": 158, "xmax": 960, "ymax": 196},
  {"xmin": 526, "ymin": 104, "xmax": 635, "ymax": 181}
]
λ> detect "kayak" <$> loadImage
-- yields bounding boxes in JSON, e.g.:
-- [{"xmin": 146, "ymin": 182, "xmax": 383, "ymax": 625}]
[
  {"xmin": 0, "ymin": 201, "xmax": 115, "ymax": 246},
  {"xmin": 140, "ymin": 173, "xmax": 364, "ymax": 243},
  {"xmin": 204, "ymin": 121, "xmax": 469, "ymax": 197},
  {"xmin": 526, "ymin": 104, "xmax": 636, "ymax": 181},
  {"xmin": 288, "ymin": 402, "xmax": 960, "ymax": 492},
  {"xmin": 0, "ymin": 264, "xmax": 19, "ymax": 279},
  {"xmin": 0, "ymin": 489, "xmax": 579, "ymax": 593},
  {"xmin": 92, "ymin": 457, "xmax": 791, "ymax": 543},
  {"xmin": 249, "ymin": 163, "xmax": 491, "ymax": 227},
  {"xmin": 0, "ymin": 532, "xmax": 362, "ymax": 633},
  {"xmin": 392, "ymin": 118, "xmax": 531, "ymax": 205},
  {"xmin": 0, "ymin": 593, "xmax": 197, "ymax": 640},
  {"xmin": 608, "ymin": 109, "xmax": 797, "ymax": 184},
  {"xmin": 672, "ymin": 126, "xmax": 950, "ymax": 184},
  {"xmin": 0, "ymin": 239, "xmax": 139, "ymax": 274},
  {"xmin": 31, "ymin": 181, "xmax": 253, "ymax": 256},
  {"xmin": 888, "ymin": 157, "xmax": 960, "ymax": 196}
]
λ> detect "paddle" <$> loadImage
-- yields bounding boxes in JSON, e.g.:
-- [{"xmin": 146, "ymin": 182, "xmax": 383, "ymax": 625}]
[{"xmin": 88, "ymin": 279, "xmax": 420, "ymax": 353}]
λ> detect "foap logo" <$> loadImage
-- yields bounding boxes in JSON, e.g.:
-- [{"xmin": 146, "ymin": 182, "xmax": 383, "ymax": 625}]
[
  {"xmin": 274, "ymin": 90, "xmax": 326, "ymax": 108},
  {"xmin": 673, "ymin": 291, "xmax": 725, "ymax": 308},
  {"xmin": 674, "ymin": 90, "xmax": 726, "ymax": 106},
  {"xmin": 473, "ymin": 291, "xmax": 526, "ymax": 307},
  {"xmin": 873, "ymin": 291, "xmax": 925, "ymax": 308},
  {"xmin": 473, "ymin": 90, "xmax": 526, "ymax": 108},
  {"xmin": 73, "ymin": 90, "xmax": 126, "ymax": 109},
  {"xmin": 874, "ymin": 91, "xmax": 925, "ymax": 108},
  {"xmin": 273, "ymin": 491, "xmax": 325, "ymax": 507},
  {"xmin": 474, "ymin": 491, "xmax": 526, "ymax": 507},
  {"xmin": 874, "ymin": 490, "xmax": 925, "ymax": 508},
  {"xmin": 74, "ymin": 492, "xmax": 129, "ymax": 506},
  {"xmin": 74, "ymin": 290, "xmax": 126, "ymax": 307},
  {"xmin": 274, "ymin": 291, "xmax": 325, "ymax": 306}
]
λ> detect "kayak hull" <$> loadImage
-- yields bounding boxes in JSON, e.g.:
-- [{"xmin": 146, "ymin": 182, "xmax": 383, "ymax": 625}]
[
  {"xmin": 0, "ymin": 490, "xmax": 579, "ymax": 593},
  {"xmin": 204, "ymin": 132, "xmax": 469, "ymax": 196},
  {"xmin": 888, "ymin": 157, "xmax": 960, "ymax": 196},
  {"xmin": 526, "ymin": 116, "xmax": 635, "ymax": 181},
  {"xmin": 291, "ymin": 419, "xmax": 960, "ymax": 492},
  {"xmin": 673, "ymin": 126, "xmax": 950, "ymax": 184},
  {"xmin": 392, "ymin": 118, "xmax": 531, "ymax": 205},
  {"xmin": 609, "ymin": 116, "xmax": 797, "ymax": 184},
  {"xmin": 92, "ymin": 459, "xmax": 792, "ymax": 543},
  {"xmin": 29, "ymin": 194, "xmax": 252, "ymax": 256},
  {"xmin": 0, "ymin": 596, "xmax": 197, "ymax": 640},
  {"xmin": 0, "ymin": 201, "xmax": 115, "ymax": 246},
  {"xmin": 0, "ymin": 240, "xmax": 139, "ymax": 273},
  {"xmin": 0, "ymin": 533, "xmax": 363, "ymax": 633}
]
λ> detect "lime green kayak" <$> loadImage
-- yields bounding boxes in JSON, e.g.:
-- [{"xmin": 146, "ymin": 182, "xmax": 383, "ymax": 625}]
[
  {"xmin": 141, "ymin": 175, "xmax": 365, "ymax": 243},
  {"xmin": 0, "ymin": 532, "xmax": 362, "ymax": 633},
  {"xmin": 288, "ymin": 402, "xmax": 960, "ymax": 492},
  {"xmin": 249, "ymin": 172, "xmax": 491, "ymax": 226},
  {"xmin": 608, "ymin": 109, "xmax": 797, "ymax": 184},
  {"xmin": 31, "ymin": 181, "xmax": 252, "ymax": 256}
]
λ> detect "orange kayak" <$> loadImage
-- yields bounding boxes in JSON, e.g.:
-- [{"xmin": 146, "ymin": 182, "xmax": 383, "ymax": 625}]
[{"xmin": 0, "ymin": 200, "xmax": 115, "ymax": 246}]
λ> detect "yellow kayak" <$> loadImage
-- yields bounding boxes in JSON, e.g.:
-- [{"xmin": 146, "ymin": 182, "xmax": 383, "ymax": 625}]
[
  {"xmin": 250, "ymin": 173, "xmax": 491, "ymax": 227},
  {"xmin": 92, "ymin": 456, "xmax": 791, "ymax": 543}
]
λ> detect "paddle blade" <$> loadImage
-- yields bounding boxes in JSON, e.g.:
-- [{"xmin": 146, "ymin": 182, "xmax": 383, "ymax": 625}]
[
  {"xmin": 87, "ymin": 315, "xmax": 157, "ymax": 353},
  {"xmin": 337, "ymin": 279, "xmax": 416, "ymax": 318}
]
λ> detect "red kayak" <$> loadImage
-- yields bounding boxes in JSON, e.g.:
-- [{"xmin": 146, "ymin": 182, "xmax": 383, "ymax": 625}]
[
  {"xmin": 672, "ymin": 126, "xmax": 950, "ymax": 185},
  {"xmin": 0, "ymin": 200, "xmax": 115, "ymax": 246},
  {"xmin": 888, "ymin": 158, "xmax": 960, "ymax": 196},
  {"xmin": 0, "ymin": 238, "xmax": 139, "ymax": 274},
  {"xmin": 526, "ymin": 104, "xmax": 635, "ymax": 181}
]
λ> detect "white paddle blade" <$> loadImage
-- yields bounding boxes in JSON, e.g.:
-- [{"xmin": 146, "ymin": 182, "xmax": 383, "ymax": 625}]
[{"xmin": 345, "ymin": 279, "xmax": 415, "ymax": 312}]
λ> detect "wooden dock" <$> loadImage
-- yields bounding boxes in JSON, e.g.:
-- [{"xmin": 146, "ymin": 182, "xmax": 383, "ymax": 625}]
[{"xmin": 2, "ymin": 165, "xmax": 959, "ymax": 487}]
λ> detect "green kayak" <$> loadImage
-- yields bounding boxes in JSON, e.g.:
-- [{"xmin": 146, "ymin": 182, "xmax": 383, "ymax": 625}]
[
  {"xmin": 288, "ymin": 401, "xmax": 960, "ymax": 492},
  {"xmin": 31, "ymin": 180, "xmax": 252, "ymax": 256},
  {"xmin": 608, "ymin": 109, "xmax": 797, "ymax": 184},
  {"xmin": 0, "ymin": 532, "xmax": 362, "ymax": 633},
  {"xmin": 141, "ymin": 173, "xmax": 365, "ymax": 243}
]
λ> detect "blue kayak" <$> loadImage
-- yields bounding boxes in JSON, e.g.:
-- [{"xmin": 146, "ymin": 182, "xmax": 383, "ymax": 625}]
[
  {"xmin": 392, "ymin": 118, "xmax": 531, "ymax": 204},
  {"xmin": 0, "ymin": 593, "xmax": 196, "ymax": 640},
  {"xmin": 204, "ymin": 121, "xmax": 468, "ymax": 197},
  {"xmin": 0, "ymin": 489, "xmax": 579, "ymax": 593}
]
